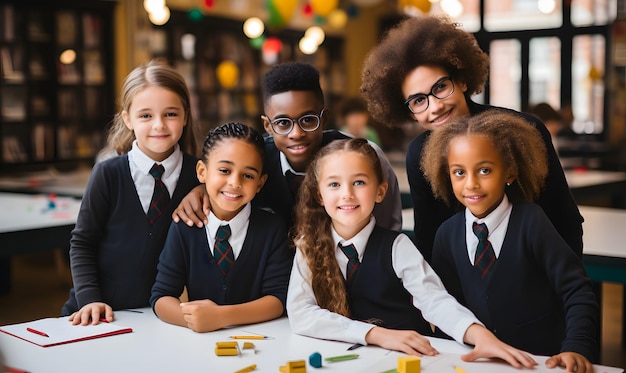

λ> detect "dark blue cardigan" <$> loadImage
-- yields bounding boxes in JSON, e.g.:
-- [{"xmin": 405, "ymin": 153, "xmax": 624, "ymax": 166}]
[
  {"xmin": 150, "ymin": 208, "xmax": 292, "ymax": 310},
  {"xmin": 61, "ymin": 153, "xmax": 200, "ymax": 315},
  {"xmin": 432, "ymin": 202, "xmax": 599, "ymax": 361}
]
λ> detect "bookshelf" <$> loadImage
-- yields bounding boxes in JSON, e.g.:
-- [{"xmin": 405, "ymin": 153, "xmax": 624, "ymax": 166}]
[
  {"xmin": 150, "ymin": 11, "xmax": 346, "ymax": 138},
  {"xmin": 0, "ymin": 0, "xmax": 115, "ymax": 173}
]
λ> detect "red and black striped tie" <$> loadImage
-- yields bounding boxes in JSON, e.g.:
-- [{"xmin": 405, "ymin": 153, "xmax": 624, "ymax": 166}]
[{"xmin": 147, "ymin": 163, "xmax": 170, "ymax": 225}]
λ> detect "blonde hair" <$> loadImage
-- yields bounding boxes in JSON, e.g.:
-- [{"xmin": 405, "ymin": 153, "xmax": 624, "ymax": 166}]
[
  {"xmin": 105, "ymin": 59, "xmax": 197, "ymax": 156},
  {"xmin": 293, "ymin": 138, "xmax": 383, "ymax": 317},
  {"xmin": 421, "ymin": 110, "xmax": 548, "ymax": 207}
]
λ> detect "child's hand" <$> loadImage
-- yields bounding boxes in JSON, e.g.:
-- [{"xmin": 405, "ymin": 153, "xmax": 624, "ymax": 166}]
[
  {"xmin": 171, "ymin": 185, "xmax": 210, "ymax": 227},
  {"xmin": 68, "ymin": 302, "xmax": 113, "ymax": 325},
  {"xmin": 461, "ymin": 324, "xmax": 537, "ymax": 369},
  {"xmin": 545, "ymin": 352, "xmax": 594, "ymax": 373},
  {"xmin": 180, "ymin": 299, "xmax": 224, "ymax": 332},
  {"xmin": 364, "ymin": 326, "xmax": 438, "ymax": 356}
]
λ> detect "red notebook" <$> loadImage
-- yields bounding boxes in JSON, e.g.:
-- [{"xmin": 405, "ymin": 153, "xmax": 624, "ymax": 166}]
[{"xmin": 0, "ymin": 317, "xmax": 132, "ymax": 347}]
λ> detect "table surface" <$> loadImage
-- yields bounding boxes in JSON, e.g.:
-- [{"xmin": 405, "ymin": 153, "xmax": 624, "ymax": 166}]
[
  {"xmin": 0, "ymin": 192, "xmax": 81, "ymax": 233},
  {"xmin": 0, "ymin": 168, "xmax": 91, "ymax": 198},
  {"xmin": 0, "ymin": 309, "xmax": 622, "ymax": 373}
]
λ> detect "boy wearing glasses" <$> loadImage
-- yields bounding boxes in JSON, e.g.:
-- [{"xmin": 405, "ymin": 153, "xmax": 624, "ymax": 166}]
[{"xmin": 173, "ymin": 62, "xmax": 402, "ymax": 231}]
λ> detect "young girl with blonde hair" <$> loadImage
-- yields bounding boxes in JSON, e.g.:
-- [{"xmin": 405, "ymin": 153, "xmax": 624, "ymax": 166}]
[
  {"xmin": 62, "ymin": 60, "xmax": 200, "ymax": 324},
  {"xmin": 287, "ymin": 137, "xmax": 537, "ymax": 368}
]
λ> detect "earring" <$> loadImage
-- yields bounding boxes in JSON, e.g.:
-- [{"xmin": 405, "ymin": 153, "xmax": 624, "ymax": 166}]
[{"xmin": 506, "ymin": 182, "xmax": 511, "ymax": 186}]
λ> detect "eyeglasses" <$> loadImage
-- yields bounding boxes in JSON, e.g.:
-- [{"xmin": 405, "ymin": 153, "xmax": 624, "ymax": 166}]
[
  {"xmin": 262, "ymin": 109, "xmax": 324, "ymax": 136},
  {"xmin": 404, "ymin": 77, "xmax": 455, "ymax": 114}
]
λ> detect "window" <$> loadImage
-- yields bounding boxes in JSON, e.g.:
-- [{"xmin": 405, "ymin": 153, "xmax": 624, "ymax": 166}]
[{"xmin": 463, "ymin": 0, "xmax": 616, "ymax": 135}]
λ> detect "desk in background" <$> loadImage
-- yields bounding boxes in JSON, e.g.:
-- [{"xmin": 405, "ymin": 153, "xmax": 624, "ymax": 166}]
[
  {"xmin": 0, "ymin": 193, "xmax": 81, "ymax": 293},
  {"xmin": 0, "ymin": 168, "xmax": 90, "ymax": 198},
  {"xmin": 0, "ymin": 309, "xmax": 622, "ymax": 373}
]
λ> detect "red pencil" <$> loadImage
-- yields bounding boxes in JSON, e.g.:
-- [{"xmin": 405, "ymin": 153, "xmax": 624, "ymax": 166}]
[{"xmin": 26, "ymin": 327, "xmax": 49, "ymax": 337}]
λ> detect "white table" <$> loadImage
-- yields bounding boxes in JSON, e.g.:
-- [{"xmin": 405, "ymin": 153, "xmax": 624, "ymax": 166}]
[
  {"xmin": 0, "ymin": 193, "xmax": 81, "ymax": 293},
  {"xmin": 0, "ymin": 309, "xmax": 622, "ymax": 373}
]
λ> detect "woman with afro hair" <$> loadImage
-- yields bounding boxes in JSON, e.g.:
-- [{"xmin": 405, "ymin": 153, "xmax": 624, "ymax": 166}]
[{"xmin": 360, "ymin": 15, "xmax": 582, "ymax": 263}]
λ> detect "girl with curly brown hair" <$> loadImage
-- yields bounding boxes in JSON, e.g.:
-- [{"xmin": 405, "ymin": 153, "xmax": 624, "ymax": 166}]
[
  {"xmin": 422, "ymin": 110, "xmax": 599, "ymax": 371},
  {"xmin": 286, "ymin": 137, "xmax": 537, "ymax": 368},
  {"xmin": 360, "ymin": 15, "xmax": 582, "ymax": 264}
]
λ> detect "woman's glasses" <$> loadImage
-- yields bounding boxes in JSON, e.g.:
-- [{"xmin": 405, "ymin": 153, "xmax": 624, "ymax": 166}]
[{"xmin": 404, "ymin": 77, "xmax": 455, "ymax": 114}]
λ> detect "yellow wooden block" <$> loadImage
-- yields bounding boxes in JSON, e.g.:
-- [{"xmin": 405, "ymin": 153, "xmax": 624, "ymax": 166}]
[
  {"xmin": 278, "ymin": 360, "xmax": 306, "ymax": 373},
  {"xmin": 398, "ymin": 356, "xmax": 420, "ymax": 373},
  {"xmin": 242, "ymin": 342, "xmax": 255, "ymax": 349},
  {"xmin": 215, "ymin": 341, "xmax": 240, "ymax": 356},
  {"xmin": 216, "ymin": 341, "xmax": 238, "ymax": 348}
]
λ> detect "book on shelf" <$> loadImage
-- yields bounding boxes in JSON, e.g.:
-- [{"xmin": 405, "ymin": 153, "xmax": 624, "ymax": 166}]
[
  {"xmin": 1, "ymin": 47, "xmax": 25, "ymax": 82},
  {"xmin": 2, "ymin": 136, "xmax": 27, "ymax": 163}
]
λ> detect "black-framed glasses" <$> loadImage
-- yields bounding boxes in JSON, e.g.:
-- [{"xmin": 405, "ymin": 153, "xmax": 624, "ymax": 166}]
[
  {"xmin": 262, "ymin": 109, "xmax": 324, "ymax": 136},
  {"xmin": 404, "ymin": 77, "xmax": 455, "ymax": 114}
]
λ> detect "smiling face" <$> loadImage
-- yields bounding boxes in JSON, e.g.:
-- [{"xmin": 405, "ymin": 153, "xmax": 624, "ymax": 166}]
[
  {"xmin": 401, "ymin": 65, "xmax": 470, "ymax": 131},
  {"xmin": 122, "ymin": 86, "xmax": 186, "ymax": 162},
  {"xmin": 317, "ymin": 150, "xmax": 387, "ymax": 240},
  {"xmin": 196, "ymin": 138, "xmax": 267, "ymax": 221},
  {"xmin": 447, "ymin": 135, "xmax": 514, "ymax": 219},
  {"xmin": 262, "ymin": 90, "xmax": 325, "ymax": 173}
]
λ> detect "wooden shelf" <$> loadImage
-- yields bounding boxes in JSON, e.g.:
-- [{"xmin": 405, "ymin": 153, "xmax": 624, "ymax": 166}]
[{"xmin": 0, "ymin": 0, "xmax": 115, "ymax": 173}]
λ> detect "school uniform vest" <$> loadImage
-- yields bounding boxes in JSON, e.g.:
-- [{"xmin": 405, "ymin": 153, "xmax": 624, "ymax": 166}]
[{"xmin": 347, "ymin": 226, "xmax": 432, "ymax": 335}]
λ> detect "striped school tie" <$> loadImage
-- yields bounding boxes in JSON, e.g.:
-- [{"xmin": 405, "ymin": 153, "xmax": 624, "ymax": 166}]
[
  {"xmin": 472, "ymin": 222, "xmax": 496, "ymax": 279},
  {"xmin": 214, "ymin": 224, "xmax": 234, "ymax": 277},
  {"xmin": 339, "ymin": 243, "xmax": 360, "ymax": 282},
  {"xmin": 147, "ymin": 163, "xmax": 170, "ymax": 225}
]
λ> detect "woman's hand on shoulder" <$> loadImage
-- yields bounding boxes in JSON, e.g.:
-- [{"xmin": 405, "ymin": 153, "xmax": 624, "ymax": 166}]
[
  {"xmin": 461, "ymin": 324, "xmax": 537, "ymax": 369},
  {"xmin": 365, "ymin": 326, "xmax": 438, "ymax": 356},
  {"xmin": 68, "ymin": 302, "xmax": 113, "ymax": 325},
  {"xmin": 545, "ymin": 352, "xmax": 594, "ymax": 373},
  {"xmin": 171, "ymin": 184, "xmax": 210, "ymax": 227}
]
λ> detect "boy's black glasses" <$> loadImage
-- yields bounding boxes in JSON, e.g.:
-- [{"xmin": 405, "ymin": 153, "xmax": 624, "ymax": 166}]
[
  {"xmin": 404, "ymin": 77, "xmax": 455, "ymax": 114},
  {"xmin": 263, "ymin": 109, "xmax": 324, "ymax": 136}
]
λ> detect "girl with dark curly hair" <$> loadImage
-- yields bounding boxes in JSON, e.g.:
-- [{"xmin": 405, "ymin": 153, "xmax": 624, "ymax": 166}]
[
  {"xmin": 422, "ymin": 110, "xmax": 599, "ymax": 371},
  {"xmin": 360, "ymin": 15, "xmax": 582, "ymax": 263}
]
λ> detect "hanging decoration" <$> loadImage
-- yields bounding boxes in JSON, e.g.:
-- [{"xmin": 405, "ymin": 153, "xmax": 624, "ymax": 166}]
[
  {"xmin": 216, "ymin": 61, "xmax": 239, "ymax": 89},
  {"xmin": 188, "ymin": 8, "xmax": 204, "ymax": 22},
  {"xmin": 310, "ymin": 0, "xmax": 339, "ymax": 17},
  {"xmin": 327, "ymin": 8, "xmax": 348, "ymax": 28},
  {"xmin": 267, "ymin": 0, "xmax": 298, "ymax": 27},
  {"xmin": 262, "ymin": 37, "xmax": 283, "ymax": 65},
  {"xmin": 398, "ymin": 0, "xmax": 432, "ymax": 14}
]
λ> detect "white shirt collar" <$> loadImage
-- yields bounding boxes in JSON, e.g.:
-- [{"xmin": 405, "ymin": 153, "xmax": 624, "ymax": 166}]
[
  {"xmin": 332, "ymin": 216, "xmax": 376, "ymax": 259},
  {"xmin": 207, "ymin": 203, "xmax": 252, "ymax": 239},
  {"xmin": 465, "ymin": 194, "xmax": 511, "ymax": 234},
  {"xmin": 279, "ymin": 152, "xmax": 304, "ymax": 176},
  {"xmin": 128, "ymin": 140, "xmax": 181, "ymax": 178}
]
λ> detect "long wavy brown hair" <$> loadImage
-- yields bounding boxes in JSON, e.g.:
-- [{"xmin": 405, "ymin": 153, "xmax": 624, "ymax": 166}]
[
  {"xmin": 293, "ymin": 138, "xmax": 384, "ymax": 317},
  {"xmin": 421, "ymin": 110, "xmax": 548, "ymax": 207}
]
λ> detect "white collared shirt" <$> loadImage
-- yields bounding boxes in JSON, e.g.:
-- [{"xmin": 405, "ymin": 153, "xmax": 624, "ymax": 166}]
[
  {"xmin": 464, "ymin": 195, "xmax": 513, "ymax": 264},
  {"xmin": 204, "ymin": 204, "xmax": 251, "ymax": 260},
  {"xmin": 127, "ymin": 141, "xmax": 183, "ymax": 213},
  {"xmin": 287, "ymin": 216, "xmax": 481, "ymax": 346},
  {"xmin": 279, "ymin": 152, "xmax": 305, "ymax": 178}
]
